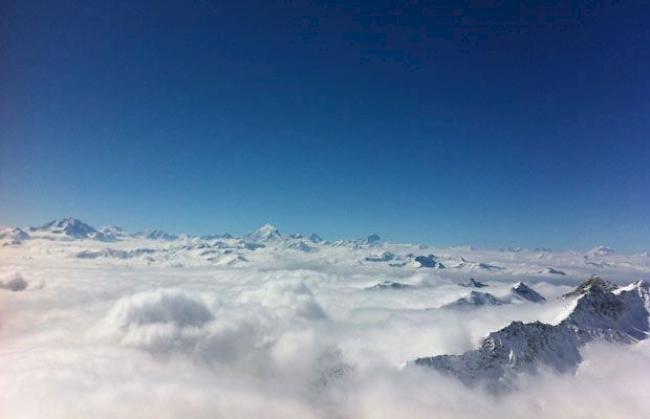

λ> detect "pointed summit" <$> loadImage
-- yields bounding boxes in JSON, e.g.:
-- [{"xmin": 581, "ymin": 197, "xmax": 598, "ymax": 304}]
[
  {"xmin": 249, "ymin": 223, "xmax": 281, "ymax": 241},
  {"xmin": 309, "ymin": 233, "xmax": 323, "ymax": 243}
]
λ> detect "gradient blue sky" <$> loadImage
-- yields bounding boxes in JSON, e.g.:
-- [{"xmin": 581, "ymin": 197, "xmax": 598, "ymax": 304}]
[{"xmin": 1, "ymin": 1, "xmax": 649, "ymax": 250}]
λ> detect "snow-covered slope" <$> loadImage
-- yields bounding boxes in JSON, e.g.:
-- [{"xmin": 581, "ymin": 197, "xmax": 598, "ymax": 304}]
[{"xmin": 29, "ymin": 217, "xmax": 109, "ymax": 241}]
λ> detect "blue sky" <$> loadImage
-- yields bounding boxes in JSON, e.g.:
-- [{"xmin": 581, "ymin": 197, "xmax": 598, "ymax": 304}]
[{"xmin": 1, "ymin": 1, "xmax": 649, "ymax": 251}]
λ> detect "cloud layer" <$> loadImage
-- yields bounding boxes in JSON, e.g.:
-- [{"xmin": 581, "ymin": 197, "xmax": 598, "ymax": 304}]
[{"xmin": 1, "ymin": 232, "xmax": 650, "ymax": 418}]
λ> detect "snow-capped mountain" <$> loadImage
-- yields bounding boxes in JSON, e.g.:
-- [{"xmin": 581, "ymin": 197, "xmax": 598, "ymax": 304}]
[
  {"xmin": 0, "ymin": 226, "xmax": 30, "ymax": 245},
  {"xmin": 29, "ymin": 218, "xmax": 109, "ymax": 241},
  {"xmin": 248, "ymin": 223, "xmax": 282, "ymax": 241},
  {"xmin": 413, "ymin": 277, "xmax": 650, "ymax": 390}
]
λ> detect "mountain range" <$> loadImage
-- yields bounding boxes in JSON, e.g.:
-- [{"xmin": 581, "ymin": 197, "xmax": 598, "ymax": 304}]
[{"xmin": 413, "ymin": 276, "xmax": 650, "ymax": 391}]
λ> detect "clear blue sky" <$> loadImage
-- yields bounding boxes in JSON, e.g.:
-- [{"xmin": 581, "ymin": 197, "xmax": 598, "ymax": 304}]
[{"xmin": 1, "ymin": 1, "xmax": 649, "ymax": 251}]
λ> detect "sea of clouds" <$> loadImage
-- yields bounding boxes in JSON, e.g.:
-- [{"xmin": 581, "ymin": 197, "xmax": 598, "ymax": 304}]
[{"xmin": 1, "ymin": 238, "xmax": 650, "ymax": 419}]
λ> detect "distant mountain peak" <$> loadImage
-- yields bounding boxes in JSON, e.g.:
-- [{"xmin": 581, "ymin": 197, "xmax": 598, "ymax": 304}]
[
  {"xmin": 31, "ymin": 217, "xmax": 107, "ymax": 240},
  {"xmin": 249, "ymin": 223, "xmax": 281, "ymax": 241}
]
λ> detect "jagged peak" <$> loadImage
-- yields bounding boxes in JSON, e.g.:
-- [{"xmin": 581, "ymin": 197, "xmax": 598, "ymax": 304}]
[
  {"xmin": 30, "ymin": 217, "xmax": 106, "ymax": 240},
  {"xmin": 36, "ymin": 217, "xmax": 91, "ymax": 230}
]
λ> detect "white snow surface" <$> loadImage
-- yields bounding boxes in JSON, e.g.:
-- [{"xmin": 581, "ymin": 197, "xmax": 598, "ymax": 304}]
[{"xmin": 1, "ymin": 218, "xmax": 650, "ymax": 418}]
